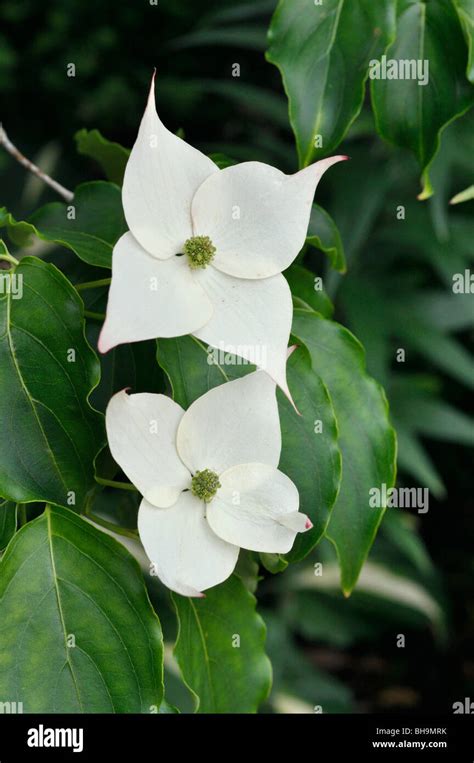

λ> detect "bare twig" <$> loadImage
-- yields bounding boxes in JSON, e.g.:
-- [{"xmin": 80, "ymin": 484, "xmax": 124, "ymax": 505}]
[{"xmin": 0, "ymin": 124, "xmax": 74, "ymax": 202}]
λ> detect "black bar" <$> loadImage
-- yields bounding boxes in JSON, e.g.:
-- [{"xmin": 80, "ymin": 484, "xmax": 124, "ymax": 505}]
[{"xmin": 0, "ymin": 713, "xmax": 471, "ymax": 760}]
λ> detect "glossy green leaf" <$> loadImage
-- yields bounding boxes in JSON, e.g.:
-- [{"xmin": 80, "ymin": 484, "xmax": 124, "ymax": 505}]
[
  {"xmin": 279, "ymin": 347, "xmax": 341, "ymax": 561},
  {"xmin": 157, "ymin": 335, "xmax": 252, "ymax": 408},
  {"xmin": 371, "ymin": 0, "xmax": 474, "ymax": 198},
  {"xmin": 283, "ymin": 264, "xmax": 334, "ymax": 317},
  {"xmin": 86, "ymin": 317, "xmax": 165, "ymax": 414},
  {"xmin": 306, "ymin": 204, "xmax": 346, "ymax": 273},
  {"xmin": 0, "ymin": 505, "xmax": 163, "ymax": 712},
  {"xmin": 453, "ymin": 0, "xmax": 474, "ymax": 82},
  {"xmin": 0, "ymin": 500, "xmax": 16, "ymax": 550},
  {"xmin": 75, "ymin": 129, "xmax": 130, "ymax": 186},
  {"xmin": 292, "ymin": 310, "xmax": 397, "ymax": 594},
  {"xmin": 0, "ymin": 182, "xmax": 126, "ymax": 268},
  {"xmin": 267, "ymin": 0, "xmax": 396, "ymax": 166},
  {"xmin": 157, "ymin": 338, "xmax": 342, "ymax": 560},
  {"xmin": 0, "ymin": 257, "xmax": 104, "ymax": 508},
  {"xmin": 172, "ymin": 574, "xmax": 271, "ymax": 713}
]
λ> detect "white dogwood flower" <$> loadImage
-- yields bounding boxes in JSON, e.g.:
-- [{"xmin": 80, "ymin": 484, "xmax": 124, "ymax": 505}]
[
  {"xmin": 98, "ymin": 74, "xmax": 347, "ymax": 400},
  {"xmin": 105, "ymin": 370, "xmax": 312, "ymax": 596}
]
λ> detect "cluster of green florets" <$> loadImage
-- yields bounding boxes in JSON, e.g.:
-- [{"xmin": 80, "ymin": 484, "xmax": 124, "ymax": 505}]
[
  {"xmin": 183, "ymin": 235, "xmax": 216, "ymax": 269},
  {"xmin": 191, "ymin": 468, "xmax": 221, "ymax": 503}
]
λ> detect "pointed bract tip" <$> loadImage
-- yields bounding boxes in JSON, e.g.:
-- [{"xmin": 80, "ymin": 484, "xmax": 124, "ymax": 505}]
[
  {"xmin": 97, "ymin": 331, "xmax": 109, "ymax": 355},
  {"xmin": 97, "ymin": 325, "xmax": 116, "ymax": 355},
  {"xmin": 287, "ymin": 344, "xmax": 299, "ymax": 359},
  {"xmin": 305, "ymin": 519, "xmax": 313, "ymax": 530},
  {"xmin": 282, "ymin": 383, "xmax": 301, "ymax": 416},
  {"xmin": 147, "ymin": 70, "xmax": 156, "ymax": 104}
]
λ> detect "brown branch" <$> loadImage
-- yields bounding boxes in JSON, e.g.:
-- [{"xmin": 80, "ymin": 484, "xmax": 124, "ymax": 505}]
[{"xmin": 0, "ymin": 124, "xmax": 74, "ymax": 203}]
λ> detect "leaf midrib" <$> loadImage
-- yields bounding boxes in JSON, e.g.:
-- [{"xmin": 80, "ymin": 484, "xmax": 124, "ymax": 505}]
[
  {"xmin": 189, "ymin": 599, "xmax": 217, "ymax": 711},
  {"xmin": 46, "ymin": 507, "xmax": 85, "ymax": 712},
  {"xmin": 6, "ymin": 271, "xmax": 68, "ymax": 496},
  {"xmin": 303, "ymin": 0, "xmax": 345, "ymax": 167}
]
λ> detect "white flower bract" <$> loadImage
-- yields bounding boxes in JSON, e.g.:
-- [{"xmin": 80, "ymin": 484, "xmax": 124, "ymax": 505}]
[
  {"xmin": 105, "ymin": 370, "xmax": 312, "ymax": 596},
  {"xmin": 98, "ymin": 74, "xmax": 347, "ymax": 402}
]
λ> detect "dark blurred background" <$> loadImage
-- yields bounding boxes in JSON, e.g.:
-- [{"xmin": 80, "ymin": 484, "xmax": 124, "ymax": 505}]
[{"xmin": 1, "ymin": 0, "xmax": 473, "ymax": 713}]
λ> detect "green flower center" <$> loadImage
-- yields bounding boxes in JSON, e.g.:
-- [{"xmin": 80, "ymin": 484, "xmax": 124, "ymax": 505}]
[
  {"xmin": 191, "ymin": 469, "xmax": 221, "ymax": 503},
  {"xmin": 183, "ymin": 235, "xmax": 216, "ymax": 269}
]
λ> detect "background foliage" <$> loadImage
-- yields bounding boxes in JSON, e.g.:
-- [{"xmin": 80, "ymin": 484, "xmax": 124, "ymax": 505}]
[{"xmin": 0, "ymin": 0, "xmax": 472, "ymax": 713}]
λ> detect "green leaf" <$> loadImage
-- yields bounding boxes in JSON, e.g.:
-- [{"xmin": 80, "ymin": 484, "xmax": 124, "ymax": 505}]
[
  {"xmin": 267, "ymin": 0, "xmax": 396, "ymax": 166},
  {"xmin": 453, "ymin": 0, "xmax": 474, "ymax": 82},
  {"xmin": 292, "ymin": 310, "xmax": 397, "ymax": 594},
  {"xmin": 292, "ymin": 552, "xmax": 445, "ymax": 642},
  {"xmin": 192, "ymin": 79, "xmax": 290, "ymax": 130},
  {"xmin": 393, "ymin": 394, "xmax": 474, "ymax": 446},
  {"xmin": 207, "ymin": 152, "xmax": 237, "ymax": 169},
  {"xmin": 157, "ymin": 335, "xmax": 251, "ymax": 409},
  {"xmin": 0, "ymin": 500, "xmax": 16, "ymax": 550},
  {"xmin": 172, "ymin": 574, "xmax": 271, "ymax": 713},
  {"xmin": 0, "ymin": 182, "xmax": 126, "ymax": 268},
  {"xmin": 306, "ymin": 204, "xmax": 346, "ymax": 273},
  {"xmin": 169, "ymin": 25, "xmax": 267, "ymax": 51},
  {"xmin": 371, "ymin": 0, "xmax": 474, "ymax": 198},
  {"xmin": 75, "ymin": 129, "xmax": 130, "ymax": 186},
  {"xmin": 86, "ymin": 325, "xmax": 165, "ymax": 414},
  {"xmin": 279, "ymin": 347, "xmax": 341, "ymax": 561},
  {"xmin": 0, "ymin": 257, "xmax": 104, "ymax": 508},
  {"xmin": 235, "ymin": 550, "xmax": 260, "ymax": 592},
  {"xmin": 395, "ymin": 425, "xmax": 446, "ymax": 498},
  {"xmin": 260, "ymin": 552, "xmax": 288, "ymax": 574},
  {"xmin": 381, "ymin": 510, "xmax": 436, "ymax": 578},
  {"xmin": 450, "ymin": 184, "xmax": 474, "ymax": 204},
  {"xmin": 264, "ymin": 611, "xmax": 353, "ymax": 712},
  {"xmin": 200, "ymin": 0, "xmax": 276, "ymax": 26},
  {"xmin": 0, "ymin": 505, "xmax": 163, "ymax": 712},
  {"xmin": 157, "ymin": 338, "xmax": 342, "ymax": 560},
  {"xmin": 158, "ymin": 698, "xmax": 179, "ymax": 714},
  {"xmin": 397, "ymin": 322, "xmax": 474, "ymax": 390},
  {"xmin": 284, "ymin": 264, "xmax": 334, "ymax": 318},
  {"xmin": 328, "ymin": 148, "xmax": 394, "ymax": 266}
]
